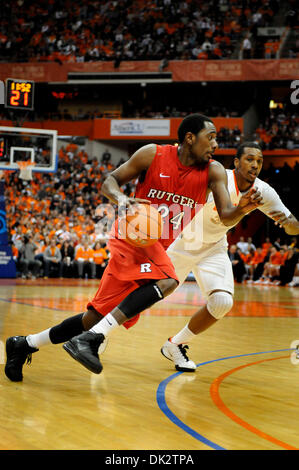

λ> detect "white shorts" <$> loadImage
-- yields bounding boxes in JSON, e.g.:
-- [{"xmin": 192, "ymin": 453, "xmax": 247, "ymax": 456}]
[{"xmin": 167, "ymin": 237, "xmax": 234, "ymax": 299}]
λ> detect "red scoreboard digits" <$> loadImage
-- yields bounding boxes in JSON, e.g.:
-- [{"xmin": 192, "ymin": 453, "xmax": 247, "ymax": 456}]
[{"xmin": 5, "ymin": 78, "xmax": 34, "ymax": 110}]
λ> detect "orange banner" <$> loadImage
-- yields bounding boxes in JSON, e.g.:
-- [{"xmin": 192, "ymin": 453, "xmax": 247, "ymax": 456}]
[
  {"xmin": 0, "ymin": 59, "xmax": 299, "ymax": 83},
  {"xmin": 0, "ymin": 63, "xmax": 67, "ymax": 83}
]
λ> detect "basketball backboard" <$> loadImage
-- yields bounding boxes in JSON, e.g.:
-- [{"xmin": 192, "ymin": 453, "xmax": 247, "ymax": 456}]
[{"xmin": 0, "ymin": 126, "xmax": 57, "ymax": 175}]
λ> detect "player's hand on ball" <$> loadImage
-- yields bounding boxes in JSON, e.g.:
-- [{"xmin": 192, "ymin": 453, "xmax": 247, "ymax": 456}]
[{"xmin": 118, "ymin": 195, "xmax": 150, "ymax": 216}]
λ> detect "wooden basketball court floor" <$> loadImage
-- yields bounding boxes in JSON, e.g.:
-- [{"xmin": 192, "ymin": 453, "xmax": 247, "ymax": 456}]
[{"xmin": 0, "ymin": 278, "xmax": 298, "ymax": 451}]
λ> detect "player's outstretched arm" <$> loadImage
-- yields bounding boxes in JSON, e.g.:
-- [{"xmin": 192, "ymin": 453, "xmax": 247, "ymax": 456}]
[
  {"xmin": 101, "ymin": 144, "xmax": 156, "ymax": 206},
  {"xmin": 208, "ymin": 161, "xmax": 263, "ymax": 226},
  {"xmin": 269, "ymin": 211, "xmax": 299, "ymax": 235}
]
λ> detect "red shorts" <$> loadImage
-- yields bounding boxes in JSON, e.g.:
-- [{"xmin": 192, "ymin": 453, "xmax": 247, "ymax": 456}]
[{"xmin": 87, "ymin": 236, "xmax": 178, "ymax": 329}]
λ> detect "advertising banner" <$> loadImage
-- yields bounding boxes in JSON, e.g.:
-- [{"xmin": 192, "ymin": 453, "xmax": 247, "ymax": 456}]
[{"xmin": 110, "ymin": 119, "xmax": 170, "ymax": 136}]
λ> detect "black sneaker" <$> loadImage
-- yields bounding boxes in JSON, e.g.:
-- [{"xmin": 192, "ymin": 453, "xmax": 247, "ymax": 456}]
[
  {"xmin": 5, "ymin": 336, "xmax": 39, "ymax": 382},
  {"xmin": 63, "ymin": 332, "xmax": 104, "ymax": 374}
]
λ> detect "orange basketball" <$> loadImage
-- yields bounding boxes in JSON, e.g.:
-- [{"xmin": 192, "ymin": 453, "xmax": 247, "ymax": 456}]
[{"xmin": 118, "ymin": 203, "xmax": 163, "ymax": 248}]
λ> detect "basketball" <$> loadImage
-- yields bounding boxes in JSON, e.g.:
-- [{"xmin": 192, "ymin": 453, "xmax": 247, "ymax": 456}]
[{"xmin": 118, "ymin": 203, "xmax": 163, "ymax": 248}]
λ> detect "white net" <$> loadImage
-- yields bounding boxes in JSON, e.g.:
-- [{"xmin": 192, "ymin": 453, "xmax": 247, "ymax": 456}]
[{"xmin": 17, "ymin": 162, "xmax": 35, "ymax": 180}]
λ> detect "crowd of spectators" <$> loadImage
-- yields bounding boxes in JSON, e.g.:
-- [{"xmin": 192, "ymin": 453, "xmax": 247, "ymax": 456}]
[
  {"xmin": 0, "ymin": 104, "xmax": 239, "ymax": 122},
  {"xmin": 253, "ymin": 104, "xmax": 299, "ymax": 150},
  {"xmin": 0, "ymin": 0, "xmax": 285, "ymax": 63},
  {"xmin": 229, "ymin": 235, "xmax": 299, "ymax": 286},
  {"xmin": 5, "ymin": 144, "xmax": 130, "ymax": 279}
]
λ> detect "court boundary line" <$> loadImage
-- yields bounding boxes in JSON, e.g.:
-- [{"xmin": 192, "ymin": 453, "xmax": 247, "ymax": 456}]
[
  {"xmin": 210, "ymin": 355, "xmax": 298, "ymax": 450},
  {"xmin": 156, "ymin": 349, "xmax": 294, "ymax": 451}
]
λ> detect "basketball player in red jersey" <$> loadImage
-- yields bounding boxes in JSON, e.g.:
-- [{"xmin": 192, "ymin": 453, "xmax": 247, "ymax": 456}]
[{"xmin": 5, "ymin": 114, "xmax": 262, "ymax": 381}]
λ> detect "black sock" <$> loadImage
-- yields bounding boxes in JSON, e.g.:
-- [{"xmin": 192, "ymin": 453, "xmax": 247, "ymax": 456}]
[
  {"xmin": 49, "ymin": 313, "xmax": 84, "ymax": 344},
  {"xmin": 118, "ymin": 282, "xmax": 164, "ymax": 319}
]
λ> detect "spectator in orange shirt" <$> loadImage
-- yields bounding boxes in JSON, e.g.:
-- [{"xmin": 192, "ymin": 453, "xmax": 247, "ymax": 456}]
[
  {"xmin": 74, "ymin": 240, "xmax": 96, "ymax": 279},
  {"xmin": 240, "ymin": 248, "xmax": 255, "ymax": 281},
  {"xmin": 262, "ymin": 237, "xmax": 272, "ymax": 256},
  {"xmin": 270, "ymin": 248, "xmax": 284, "ymax": 265},
  {"xmin": 251, "ymin": 248, "xmax": 266, "ymax": 266},
  {"xmin": 247, "ymin": 248, "xmax": 266, "ymax": 282},
  {"xmin": 269, "ymin": 247, "xmax": 293, "ymax": 286},
  {"xmin": 259, "ymin": 247, "xmax": 287, "ymax": 284},
  {"xmin": 92, "ymin": 241, "xmax": 109, "ymax": 279}
]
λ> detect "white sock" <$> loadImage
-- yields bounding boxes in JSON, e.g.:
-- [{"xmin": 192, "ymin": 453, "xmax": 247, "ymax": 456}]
[
  {"xmin": 170, "ymin": 324, "xmax": 196, "ymax": 345},
  {"xmin": 90, "ymin": 313, "xmax": 119, "ymax": 337},
  {"xmin": 26, "ymin": 328, "xmax": 51, "ymax": 349}
]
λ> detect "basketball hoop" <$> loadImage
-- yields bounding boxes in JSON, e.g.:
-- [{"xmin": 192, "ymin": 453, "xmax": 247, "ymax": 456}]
[{"xmin": 16, "ymin": 161, "xmax": 35, "ymax": 181}]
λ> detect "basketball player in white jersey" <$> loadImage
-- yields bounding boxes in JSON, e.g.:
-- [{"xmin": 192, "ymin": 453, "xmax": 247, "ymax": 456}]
[{"xmin": 161, "ymin": 142, "xmax": 299, "ymax": 371}]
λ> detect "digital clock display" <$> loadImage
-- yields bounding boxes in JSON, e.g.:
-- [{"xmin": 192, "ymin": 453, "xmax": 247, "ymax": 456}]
[{"xmin": 5, "ymin": 78, "xmax": 34, "ymax": 110}]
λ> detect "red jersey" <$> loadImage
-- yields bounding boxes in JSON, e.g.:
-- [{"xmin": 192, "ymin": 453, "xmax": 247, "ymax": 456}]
[
  {"xmin": 134, "ymin": 144, "xmax": 210, "ymax": 249},
  {"xmin": 88, "ymin": 144, "xmax": 210, "ymax": 326}
]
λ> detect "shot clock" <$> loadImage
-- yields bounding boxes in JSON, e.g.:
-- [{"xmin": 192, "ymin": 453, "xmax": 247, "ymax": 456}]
[{"xmin": 5, "ymin": 78, "xmax": 35, "ymax": 110}]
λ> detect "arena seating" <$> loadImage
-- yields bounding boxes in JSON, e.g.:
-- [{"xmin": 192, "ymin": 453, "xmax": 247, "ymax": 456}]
[{"xmin": 0, "ymin": 0, "xmax": 294, "ymax": 63}]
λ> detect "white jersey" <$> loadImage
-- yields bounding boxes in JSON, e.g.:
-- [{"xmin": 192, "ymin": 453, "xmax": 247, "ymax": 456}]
[{"xmin": 168, "ymin": 169, "xmax": 291, "ymax": 252}]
